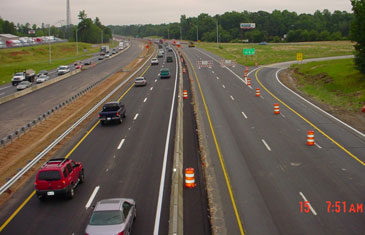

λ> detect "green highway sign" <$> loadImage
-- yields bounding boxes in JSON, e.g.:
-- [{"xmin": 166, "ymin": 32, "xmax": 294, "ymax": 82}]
[{"xmin": 243, "ymin": 48, "xmax": 255, "ymax": 55}]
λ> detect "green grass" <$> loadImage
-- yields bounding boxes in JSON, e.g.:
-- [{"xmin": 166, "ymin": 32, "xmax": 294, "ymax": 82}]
[
  {"xmin": 292, "ymin": 59, "xmax": 365, "ymax": 111},
  {"xmin": 197, "ymin": 41, "xmax": 354, "ymax": 66},
  {"xmin": 0, "ymin": 41, "xmax": 117, "ymax": 84}
]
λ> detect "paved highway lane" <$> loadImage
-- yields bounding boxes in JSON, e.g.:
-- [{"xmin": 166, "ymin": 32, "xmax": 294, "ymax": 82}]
[
  {"xmin": 182, "ymin": 47, "xmax": 365, "ymax": 235},
  {"xmin": 0, "ymin": 48, "xmax": 179, "ymax": 234},
  {"xmin": 0, "ymin": 41, "xmax": 143, "ymax": 139}
]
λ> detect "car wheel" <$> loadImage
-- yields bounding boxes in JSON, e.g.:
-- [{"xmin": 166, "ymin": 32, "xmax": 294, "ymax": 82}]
[
  {"xmin": 67, "ymin": 186, "xmax": 74, "ymax": 199},
  {"xmin": 79, "ymin": 170, "xmax": 85, "ymax": 183},
  {"xmin": 118, "ymin": 118, "xmax": 122, "ymax": 124},
  {"xmin": 100, "ymin": 121, "xmax": 105, "ymax": 126},
  {"xmin": 37, "ymin": 195, "xmax": 46, "ymax": 201}
]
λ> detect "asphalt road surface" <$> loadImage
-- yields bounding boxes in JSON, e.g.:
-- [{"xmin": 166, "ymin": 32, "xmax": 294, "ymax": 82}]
[
  {"xmin": 0, "ymin": 40, "xmax": 142, "ymax": 139},
  {"xmin": 182, "ymin": 46, "xmax": 365, "ymax": 235},
  {"xmin": 0, "ymin": 46, "xmax": 180, "ymax": 234}
]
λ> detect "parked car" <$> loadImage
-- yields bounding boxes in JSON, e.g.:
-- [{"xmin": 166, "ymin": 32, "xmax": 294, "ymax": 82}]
[
  {"xmin": 16, "ymin": 81, "xmax": 32, "ymax": 90},
  {"xmin": 37, "ymin": 70, "xmax": 48, "ymax": 77},
  {"xmin": 151, "ymin": 58, "xmax": 159, "ymax": 65},
  {"xmin": 85, "ymin": 198, "xmax": 136, "ymax": 235},
  {"xmin": 166, "ymin": 56, "xmax": 173, "ymax": 63},
  {"xmin": 134, "ymin": 77, "xmax": 147, "ymax": 87},
  {"xmin": 99, "ymin": 101, "xmax": 126, "ymax": 125},
  {"xmin": 34, "ymin": 158, "xmax": 84, "ymax": 200},
  {"xmin": 57, "ymin": 65, "xmax": 70, "ymax": 75},
  {"xmin": 36, "ymin": 74, "xmax": 50, "ymax": 83}
]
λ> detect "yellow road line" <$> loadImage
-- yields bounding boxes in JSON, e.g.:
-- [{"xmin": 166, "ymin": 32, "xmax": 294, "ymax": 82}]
[
  {"xmin": 255, "ymin": 68, "xmax": 365, "ymax": 166},
  {"xmin": 0, "ymin": 68, "xmax": 148, "ymax": 232},
  {"xmin": 186, "ymin": 55, "xmax": 245, "ymax": 235}
]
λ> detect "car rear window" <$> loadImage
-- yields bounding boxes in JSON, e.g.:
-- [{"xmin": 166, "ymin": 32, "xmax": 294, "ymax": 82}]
[
  {"xmin": 89, "ymin": 210, "xmax": 125, "ymax": 225},
  {"xmin": 38, "ymin": 170, "xmax": 62, "ymax": 181},
  {"xmin": 103, "ymin": 104, "xmax": 119, "ymax": 112}
]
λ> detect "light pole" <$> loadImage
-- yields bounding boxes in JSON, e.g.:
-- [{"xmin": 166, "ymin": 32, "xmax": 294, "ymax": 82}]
[
  {"xmin": 47, "ymin": 24, "xmax": 51, "ymax": 64},
  {"xmin": 216, "ymin": 20, "xmax": 219, "ymax": 47},
  {"xmin": 196, "ymin": 25, "xmax": 199, "ymax": 42},
  {"xmin": 167, "ymin": 26, "xmax": 170, "ymax": 40},
  {"xmin": 76, "ymin": 25, "xmax": 83, "ymax": 56},
  {"xmin": 180, "ymin": 25, "xmax": 182, "ymax": 40},
  {"xmin": 101, "ymin": 30, "xmax": 103, "ymax": 46}
]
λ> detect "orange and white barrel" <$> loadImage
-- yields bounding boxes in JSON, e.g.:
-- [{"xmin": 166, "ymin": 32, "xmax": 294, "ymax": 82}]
[
  {"xmin": 307, "ymin": 130, "xmax": 315, "ymax": 146},
  {"xmin": 185, "ymin": 168, "xmax": 196, "ymax": 188},
  {"xmin": 183, "ymin": 90, "xmax": 188, "ymax": 99},
  {"xmin": 247, "ymin": 78, "xmax": 251, "ymax": 86},
  {"xmin": 256, "ymin": 88, "xmax": 261, "ymax": 97},
  {"xmin": 274, "ymin": 103, "xmax": 280, "ymax": 114}
]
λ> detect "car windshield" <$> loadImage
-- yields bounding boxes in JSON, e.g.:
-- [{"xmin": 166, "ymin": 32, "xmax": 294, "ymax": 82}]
[
  {"xmin": 136, "ymin": 78, "xmax": 144, "ymax": 81},
  {"xmin": 59, "ymin": 66, "xmax": 68, "ymax": 70},
  {"xmin": 103, "ymin": 104, "xmax": 119, "ymax": 112},
  {"xmin": 18, "ymin": 81, "xmax": 28, "ymax": 85},
  {"xmin": 89, "ymin": 210, "xmax": 124, "ymax": 225},
  {"xmin": 38, "ymin": 170, "xmax": 61, "ymax": 181},
  {"xmin": 38, "ymin": 75, "xmax": 47, "ymax": 78},
  {"xmin": 15, "ymin": 73, "xmax": 23, "ymax": 76}
]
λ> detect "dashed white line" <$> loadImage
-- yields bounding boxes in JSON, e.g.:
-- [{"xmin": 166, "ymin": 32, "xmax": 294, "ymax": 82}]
[
  {"xmin": 260, "ymin": 95, "xmax": 264, "ymax": 99},
  {"xmin": 230, "ymin": 95, "xmax": 235, "ymax": 101},
  {"xmin": 299, "ymin": 192, "xmax": 318, "ymax": 216},
  {"xmin": 241, "ymin": 111, "xmax": 248, "ymax": 119},
  {"xmin": 280, "ymin": 113, "xmax": 286, "ymax": 118},
  {"xmin": 150, "ymin": 87, "xmax": 154, "ymax": 91},
  {"xmin": 0, "ymin": 85, "xmax": 11, "ymax": 91},
  {"xmin": 0, "ymin": 93, "xmax": 5, "ymax": 96},
  {"xmin": 134, "ymin": 113, "xmax": 139, "ymax": 120},
  {"xmin": 216, "ymin": 76, "xmax": 220, "ymax": 80},
  {"xmin": 315, "ymin": 143, "xmax": 322, "ymax": 149},
  {"xmin": 117, "ymin": 138, "xmax": 125, "ymax": 150},
  {"xmin": 85, "ymin": 186, "xmax": 100, "ymax": 209},
  {"xmin": 222, "ymin": 85, "xmax": 225, "ymax": 88},
  {"xmin": 155, "ymin": 79, "xmax": 157, "ymax": 82},
  {"xmin": 212, "ymin": 71, "xmax": 215, "ymax": 74},
  {"xmin": 262, "ymin": 139, "xmax": 272, "ymax": 151},
  {"xmin": 143, "ymin": 97, "xmax": 148, "ymax": 103}
]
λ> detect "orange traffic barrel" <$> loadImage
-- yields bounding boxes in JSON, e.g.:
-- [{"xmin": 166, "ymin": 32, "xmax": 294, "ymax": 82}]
[
  {"xmin": 247, "ymin": 78, "xmax": 251, "ymax": 86},
  {"xmin": 244, "ymin": 71, "xmax": 248, "ymax": 77},
  {"xmin": 362, "ymin": 106, "xmax": 365, "ymax": 113},
  {"xmin": 183, "ymin": 90, "xmax": 188, "ymax": 99},
  {"xmin": 307, "ymin": 130, "xmax": 315, "ymax": 146},
  {"xmin": 185, "ymin": 168, "xmax": 196, "ymax": 188},
  {"xmin": 245, "ymin": 66, "xmax": 248, "ymax": 72},
  {"xmin": 274, "ymin": 103, "xmax": 280, "ymax": 114},
  {"xmin": 256, "ymin": 88, "xmax": 261, "ymax": 97}
]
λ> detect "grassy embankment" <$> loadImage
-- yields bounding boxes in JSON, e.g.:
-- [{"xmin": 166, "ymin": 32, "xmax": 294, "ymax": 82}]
[
  {"xmin": 198, "ymin": 41, "xmax": 354, "ymax": 66},
  {"xmin": 0, "ymin": 41, "xmax": 118, "ymax": 84}
]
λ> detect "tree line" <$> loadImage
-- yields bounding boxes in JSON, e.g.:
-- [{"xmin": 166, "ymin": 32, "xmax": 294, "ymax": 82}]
[{"xmin": 109, "ymin": 9, "xmax": 353, "ymax": 43}]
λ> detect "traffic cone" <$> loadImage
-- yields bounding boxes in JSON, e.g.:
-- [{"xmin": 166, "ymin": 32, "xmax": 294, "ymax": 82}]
[
  {"xmin": 307, "ymin": 130, "xmax": 315, "ymax": 146},
  {"xmin": 185, "ymin": 168, "xmax": 196, "ymax": 188},
  {"xmin": 183, "ymin": 90, "xmax": 188, "ymax": 99},
  {"xmin": 274, "ymin": 103, "xmax": 280, "ymax": 114},
  {"xmin": 245, "ymin": 66, "xmax": 248, "ymax": 72},
  {"xmin": 247, "ymin": 78, "xmax": 251, "ymax": 86},
  {"xmin": 256, "ymin": 88, "xmax": 261, "ymax": 97}
]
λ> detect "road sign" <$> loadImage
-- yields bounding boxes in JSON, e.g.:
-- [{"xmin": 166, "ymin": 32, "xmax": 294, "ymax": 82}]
[
  {"xmin": 243, "ymin": 48, "xmax": 255, "ymax": 55},
  {"xmin": 296, "ymin": 53, "xmax": 303, "ymax": 61},
  {"xmin": 240, "ymin": 23, "xmax": 255, "ymax": 29}
]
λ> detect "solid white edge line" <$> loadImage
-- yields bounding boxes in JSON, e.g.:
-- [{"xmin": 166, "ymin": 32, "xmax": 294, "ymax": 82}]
[
  {"xmin": 153, "ymin": 48, "xmax": 179, "ymax": 235},
  {"xmin": 241, "ymin": 111, "xmax": 248, "ymax": 119},
  {"xmin": 261, "ymin": 139, "xmax": 272, "ymax": 151},
  {"xmin": 117, "ymin": 138, "xmax": 125, "ymax": 150},
  {"xmin": 280, "ymin": 113, "xmax": 286, "ymax": 118},
  {"xmin": 299, "ymin": 192, "xmax": 318, "ymax": 216},
  {"xmin": 315, "ymin": 143, "xmax": 322, "ymax": 149},
  {"xmin": 222, "ymin": 85, "xmax": 225, "ymax": 88},
  {"xmin": 133, "ymin": 113, "xmax": 139, "ymax": 120},
  {"xmin": 85, "ymin": 186, "xmax": 100, "ymax": 209},
  {"xmin": 150, "ymin": 87, "xmax": 153, "ymax": 90},
  {"xmin": 275, "ymin": 69, "xmax": 365, "ymax": 139},
  {"xmin": 144, "ymin": 97, "xmax": 147, "ymax": 103}
]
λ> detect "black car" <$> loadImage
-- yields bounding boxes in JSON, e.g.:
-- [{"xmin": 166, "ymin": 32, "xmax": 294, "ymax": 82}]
[
  {"xmin": 166, "ymin": 56, "xmax": 173, "ymax": 63},
  {"xmin": 37, "ymin": 70, "xmax": 48, "ymax": 77}
]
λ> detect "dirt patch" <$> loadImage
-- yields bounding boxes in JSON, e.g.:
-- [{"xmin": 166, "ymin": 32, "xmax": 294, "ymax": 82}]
[
  {"xmin": 10, "ymin": 51, "xmax": 30, "ymax": 57},
  {"xmin": 279, "ymin": 69, "xmax": 365, "ymax": 133},
  {"xmin": 0, "ymin": 45, "xmax": 154, "ymax": 206}
]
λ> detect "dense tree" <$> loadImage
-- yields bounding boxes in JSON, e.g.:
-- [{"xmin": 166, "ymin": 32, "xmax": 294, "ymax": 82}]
[{"xmin": 350, "ymin": 0, "xmax": 365, "ymax": 75}]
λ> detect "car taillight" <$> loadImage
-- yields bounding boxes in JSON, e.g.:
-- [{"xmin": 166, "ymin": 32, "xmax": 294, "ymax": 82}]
[
  {"xmin": 98, "ymin": 114, "xmax": 101, "ymax": 118},
  {"xmin": 117, "ymin": 232, "xmax": 124, "ymax": 235},
  {"xmin": 116, "ymin": 112, "xmax": 120, "ymax": 117},
  {"xmin": 62, "ymin": 180, "xmax": 66, "ymax": 185}
]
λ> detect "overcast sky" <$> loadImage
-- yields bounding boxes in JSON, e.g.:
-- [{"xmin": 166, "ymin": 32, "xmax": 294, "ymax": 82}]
[{"xmin": 0, "ymin": 0, "xmax": 353, "ymax": 26}]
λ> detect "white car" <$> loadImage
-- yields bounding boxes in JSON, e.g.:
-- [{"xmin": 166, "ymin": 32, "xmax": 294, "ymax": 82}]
[
  {"xmin": 57, "ymin": 65, "xmax": 70, "ymax": 75},
  {"xmin": 151, "ymin": 58, "xmax": 159, "ymax": 65},
  {"xmin": 17, "ymin": 81, "xmax": 32, "ymax": 90},
  {"xmin": 134, "ymin": 77, "xmax": 147, "ymax": 87},
  {"xmin": 36, "ymin": 74, "xmax": 50, "ymax": 83},
  {"xmin": 158, "ymin": 49, "xmax": 164, "ymax": 54}
]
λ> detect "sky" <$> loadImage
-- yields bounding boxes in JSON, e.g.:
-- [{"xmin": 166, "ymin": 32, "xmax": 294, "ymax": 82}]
[{"xmin": 0, "ymin": 0, "xmax": 353, "ymax": 27}]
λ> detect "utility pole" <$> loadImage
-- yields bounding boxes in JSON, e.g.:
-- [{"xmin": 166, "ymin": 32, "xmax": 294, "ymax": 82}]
[
  {"xmin": 216, "ymin": 20, "xmax": 219, "ymax": 46},
  {"xmin": 48, "ymin": 24, "xmax": 52, "ymax": 64},
  {"xmin": 101, "ymin": 30, "xmax": 103, "ymax": 46},
  {"xmin": 168, "ymin": 26, "xmax": 170, "ymax": 40},
  {"xmin": 180, "ymin": 26, "xmax": 182, "ymax": 40},
  {"xmin": 196, "ymin": 25, "xmax": 199, "ymax": 41}
]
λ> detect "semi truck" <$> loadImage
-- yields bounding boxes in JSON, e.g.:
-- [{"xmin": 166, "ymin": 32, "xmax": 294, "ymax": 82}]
[
  {"xmin": 100, "ymin": 45, "xmax": 110, "ymax": 53},
  {"xmin": 11, "ymin": 69, "xmax": 36, "ymax": 86}
]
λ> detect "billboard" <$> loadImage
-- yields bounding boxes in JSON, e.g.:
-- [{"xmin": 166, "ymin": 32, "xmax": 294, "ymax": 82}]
[{"xmin": 240, "ymin": 23, "xmax": 255, "ymax": 29}]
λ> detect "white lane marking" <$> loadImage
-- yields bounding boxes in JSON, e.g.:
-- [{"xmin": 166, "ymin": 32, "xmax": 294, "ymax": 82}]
[
  {"xmin": 150, "ymin": 87, "xmax": 154, "ymax": 91},
  {"xmin": 315, "ymin": 143, "xmax": 322, "ymax": 149},
  {"xmin": 0, "ymin": 92, "xmax": 5, "ymax": 96},
  {"xmin": 153, "ymin": 48, "xmax": 179, "ymax": 235},
  {"xmin": 85, "ymin": 186, "xmax": 100, "ymax": 209},
  {"xmin": 262, "ymin": 139, "xmax": 272, "ymax": 151},
  {"xmin": 155, "ymin": 79, "xmax": 157, "ymax": 82},
  {"xmin": 222, "ymin": 85, "xmax": 225, "ymax": 88},
  {"xmin": 230, "ymin": 95, "xmax": 235, "ymax": 101},
  {"xmin": 280, "ymin": 113, "xmax": 286, "ymax": 118},
  {"xmin": 216, "ymin": 76, "xmax": 220, "ymax": 80},
  {"xmin": 275, "ymin": 69, "xmax": 364, "ymax": 138},
  {"xmin": 249, "ymin": 86, "xmax": 253, "ymax": 89},
  {"xmin": 260, "ymin": 95, "xmax": 264, "ymax": 99},
  {"xmin": 212, "ymin": 70, "xmax": 215, "ymax": 74},
  {"xmin": 0, "ymin": 85, "xmax": 11, "ymax": 91},
  {"xmin": 241, "ymin": 111, "xmax": 248, "ymax": 119},
  {"xmin": 144, "ymin": 97, "xmax": 147, "ymax": 103},
  {"xmin": 299, "ymin": 192, "xmax": 318, "ymax": 216},
  {"xmin": 117, "ymin": 138, "xmax": 125, "ymax": 150},
  {"xmin": 106, "ymin": 168, "xmax": 109, "ymax": 172},
  {"xmin": 133, "ymin": 113, "xmax": 139, "ymax": 120}
]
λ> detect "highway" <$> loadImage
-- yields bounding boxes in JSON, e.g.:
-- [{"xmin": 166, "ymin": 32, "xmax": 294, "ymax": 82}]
[
  {"xmin": 0, "ymin": 40, "xmax": 140, "ymax": 139},
  {"xmin": 181, "ymin": 46, "xmax": 365, "ymax": 235},
  {"xmin": 0, "ymin": 46, "xmax": 180, "ymax": 234}
]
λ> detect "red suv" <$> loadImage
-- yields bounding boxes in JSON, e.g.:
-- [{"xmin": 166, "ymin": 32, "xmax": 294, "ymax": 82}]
[{"xmin": 34, "ymin": 158, "xmax": 84, "ymax": 200}]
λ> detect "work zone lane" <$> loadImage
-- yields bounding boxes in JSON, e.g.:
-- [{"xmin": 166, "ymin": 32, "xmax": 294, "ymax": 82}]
[
  {"xmin": 0, "ymin": 53, "xmax": 178, "ymax": 235},
  {"xmin": 183, "ymin": 47, "xmax": 365, "ymax": 234}
]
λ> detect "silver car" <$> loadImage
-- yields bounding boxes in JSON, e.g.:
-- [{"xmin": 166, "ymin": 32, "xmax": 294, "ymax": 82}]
[
  {"xmin": 151, "ymin": 58, "xmax": 159, "ymax": 65},
  {"xmin": 36, "ymin": 74, "xmax": 50, "ymax": 83},
  {"xmin": 16, "ymin": 81, "xmax": 32, "ymax": 90},
  {"xmin": 134, "ymin": 77, "xmax": 147, "ymax": 87},
  {"xmin": 85, "ymin": 198, "xmax": 136, "ymax": 235}
]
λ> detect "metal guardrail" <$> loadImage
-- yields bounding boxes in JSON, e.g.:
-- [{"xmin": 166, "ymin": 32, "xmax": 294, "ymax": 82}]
[{"xmin": 0, "ymin": 44, "xmax": 155, "ymax": 195}]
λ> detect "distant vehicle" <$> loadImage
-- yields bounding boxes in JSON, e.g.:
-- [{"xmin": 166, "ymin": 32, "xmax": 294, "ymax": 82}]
[
  {"xmin": 98, "ymin": 55, "xmax": 104, "ymax": 60},
  {"xmin": 157, "ymin": 52, "xmax": 163, "ymax": 58},
  {"xmin": 134, "ymin": 77, "xmax": 147, "ymax": 87},
  {"xmin": 16, "ymin": 81, "xmax": 32, "ymax": 90},
  {"xmin": 101, "ymin": 45, "xmax": 110, "ymax": 53},
  {"xmin": 258, "ymin": 41, "xmax": 267, "ymax": 45},
  {"xmin": 167, "ymin": 47, "xmax": 173, "ymax": 52},
  {"xmin": 74, "ymin": 60, "xmax": 81, "ymax": 66},
  {"xmin": 159, "ymin": 68, "xmax": 170, "ymax": 79},
  {"xmin": 188, "ymin": 42, "xmax": 195, "ymax": 47},
  {"xmin": 57, "ymin": 65, "xmax": 70, "ymax": 75},
  {"xmin": 119, "ymin": 42, "xmax": 125, "ymax": 50},
  {"xmin": 36, "ymin": 74, "xmax": 50, "ymax": 83},
  {"xmin": 159, "ymin": 39, "xmax": 164, "ymax": 44},
  {"xmin": 84, "ymin": 60, "xmax": 92, "ymax": 65},
  {"xmin": 37, "ymin": 70, "xmax": 48, "ymax": 77},
  {"xmin": 166, "ymin": 56, "xmax": 173, "ymax": 63},
  {"xmin": 111, "ymin": 49, "xmax": 117, "ymax": 54},
  {"xmin": 35, "ymin": 158, "xmax": 84, "ymax": 200},
  {"xmin": 11, "ymin": 69, "xmax": 36, "ymax": 86},
  {"xmin": 151, "ymin": 58, "xmax": 159, "ymax": 65},
  {"xmin": 158, "ymin": 49, "xmax": 164, "ymax": 54},
  {"xmin": 85, "ymin": 198, "xmax": 136, "ymax": 235},
  {"xmin": 105, "ymin": 53, "xmax": 111, "ymax": 58},
  {"xmin": 0, "ymin": 40, "xmax": 6, "ymax": 48},
  {"xmin": 99, "ymin": 101, "xmax": 126, "ymax": 125}
]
